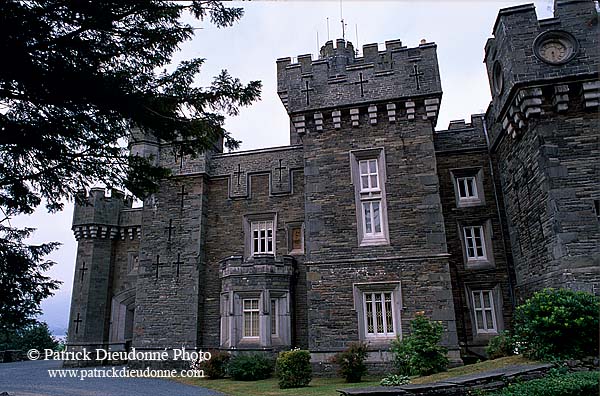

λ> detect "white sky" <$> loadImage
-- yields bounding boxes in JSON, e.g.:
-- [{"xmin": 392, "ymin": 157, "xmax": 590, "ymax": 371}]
[{"xmin": 13, "ymin": 0, "xmax": 554, "ymax": 335}]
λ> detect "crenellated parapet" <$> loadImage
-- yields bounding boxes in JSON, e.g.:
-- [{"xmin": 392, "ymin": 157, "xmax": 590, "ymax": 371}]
[
  {"xmin": 277, "ymin": 38, "xmax": 442, "ymax": 119},
  {"xmin": 434, "ymin": 114, "xmax": 488, "ymax": 153},
  {"xmin": 72, "ymin": 188, "xmax": 140, "ymax": 241},
  {"xmin": 128, "ymin": 127, "xmax": 220, "ymax": 178}
]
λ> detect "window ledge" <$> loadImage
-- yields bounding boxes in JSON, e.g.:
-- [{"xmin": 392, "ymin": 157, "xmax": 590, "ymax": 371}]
[
  {"xmin": 473, "ymin": 332, "xmax": 499, "ymax": 341},
  {"xmin": 360, "ymin": 237, "xmax": 389, "ymax": 247},
  {"xmin": 457, "ymin": 200, "xmax": 484, "ymax": 208},
  {"xmin": 465, "ymin": 259, "xmax": 495, "ymax": 270},
  {"xmin": 238, "ymin": 338, "xmax": 260, "ymax": 345},
  {"xmin": 361, "ymin": 337, "xmax": 397, "ymax": 346}
]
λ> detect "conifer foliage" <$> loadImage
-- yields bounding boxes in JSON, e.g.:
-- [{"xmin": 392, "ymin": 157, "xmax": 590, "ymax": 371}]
[{"xmin": 0, "ymin": 0, "xmax": 261, "ymax": 331}]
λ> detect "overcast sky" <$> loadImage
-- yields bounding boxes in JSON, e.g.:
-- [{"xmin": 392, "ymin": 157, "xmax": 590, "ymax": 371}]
[{"xmin": 13, "ymin": 0, "xmax": 554, "ymax": 336}]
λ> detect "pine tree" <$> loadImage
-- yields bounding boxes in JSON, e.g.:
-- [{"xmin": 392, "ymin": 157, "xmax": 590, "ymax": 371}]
[{"xmin": 0, "ymin": 0, "xmax": 261, "ymax": 331}]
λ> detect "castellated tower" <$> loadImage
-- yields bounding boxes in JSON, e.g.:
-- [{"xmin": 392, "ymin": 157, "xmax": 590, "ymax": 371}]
[
  {"xmin": 484, "ymin": 0, "xmax": 599, "ymax": 297},
  {"xmin": 278, "ymin": 38, "xmax": 462, "ymax": 366},
  {"xmin": 67, "ymin": 188, "xmax": 140, "ymax": 366}
]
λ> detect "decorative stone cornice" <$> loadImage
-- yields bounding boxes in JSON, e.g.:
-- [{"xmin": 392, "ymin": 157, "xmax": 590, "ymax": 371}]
[
  {"xmin": 289, "ymin": 98, "xmax": 441, "ymax": 134},
  {"xmin": 218, "ymin": 254, "xmax": 294, "ymax": 279},
  {"xmin": 497, "ymin": 80, "xmax": 599, "ymax": 143},
  {"xmin": 582, "ymin": 81, "xmax": 600, "ymax": 109},
  {"xmin": 73, "ymin": 224, "xmax": 141, "ymax": 241}
]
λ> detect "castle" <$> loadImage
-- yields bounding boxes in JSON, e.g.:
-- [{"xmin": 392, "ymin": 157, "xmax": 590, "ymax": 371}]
[{"xmin": 66, "ymin": 0, "xmax": 599, "ymax": 370}]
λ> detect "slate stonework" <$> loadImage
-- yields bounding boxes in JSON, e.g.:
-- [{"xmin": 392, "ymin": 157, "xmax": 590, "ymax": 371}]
[{"xmin": 66, "ymin": 0, "xmax": 599, "ymax": 371}]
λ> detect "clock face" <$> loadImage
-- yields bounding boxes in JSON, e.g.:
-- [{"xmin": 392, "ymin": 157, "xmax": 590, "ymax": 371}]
[
  {"xmin": 534, "ymin": 31, "xmax": 578, "ymax": 65},
  {"xmin": 539, "ymin": 41, "xmax": 568, "ymax": 63}
]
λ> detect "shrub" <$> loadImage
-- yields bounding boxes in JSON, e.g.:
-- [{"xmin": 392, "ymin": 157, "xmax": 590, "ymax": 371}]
[
  {"xmin": 0, "ymin": 321, "xmax": 58, "ymax": 352},
  {"xmin": 489, "ymin": 371, "xmax": 599, "ymax": 396},
  {"xmin": 276, "ymin": 349, "xmax": 312, "ymax": 389},
  {"xmin": 390, "ymin": 313, "xmax": 448, "ymax": 376},
  {"xmin": 512, "ymin": 288, "xmax": 599, "ymax": 360},
  {"xmin": 199, "ymin": 350, "xmax": 230, "ymax": 379},
  {"xmin": 486, "ymin": 331, "xmax": 515, "ymax": 359},
  {"xmin": 227, "ymin": 353, "xmax": 274, "ymax": 381},
  {"xmin": 332, "ymin": 342, "xmax": 368, "ymax": 383},
  {"xmin": 380, "ymin": 374, "xmax": 410, "ymax": 386}
]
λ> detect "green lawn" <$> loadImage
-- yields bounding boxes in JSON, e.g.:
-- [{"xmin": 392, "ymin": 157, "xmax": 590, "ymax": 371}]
[
  {"xmin": 410, "ymin": 355, "xmax": 536, "ymax": 384},
  {"xmin": 178, "ymin": 355, "xmax": 537, "ymax": 396},
  {"xmin": 178, "ymin": 376, "xmax": 382, "ymax": 396}
]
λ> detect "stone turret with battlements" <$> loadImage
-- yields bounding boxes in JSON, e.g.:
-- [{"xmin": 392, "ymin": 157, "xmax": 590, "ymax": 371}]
[
  {"xmin": 67, "ymin": 188, "xmax": 142, "ymax": 366},
  {"xmin": 277, "ymin": 38, "xmax": 442, "ymax": 144},
  {"xmin": 485, "ymin": 0, "xmax": 600, "ymax": 297}
]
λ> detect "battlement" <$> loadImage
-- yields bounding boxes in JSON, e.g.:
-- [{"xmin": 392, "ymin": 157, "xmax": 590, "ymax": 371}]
[
  {"xmin": 434, "ymin": 114, "xmax": 487, "ymax": 153},
  {"xmin": 277, "ymin": 38, "xmax": 442, "ymax": 115},
  {"xmin": 72, "ymin": 187, "xmax": 133, "ymax": 230}
]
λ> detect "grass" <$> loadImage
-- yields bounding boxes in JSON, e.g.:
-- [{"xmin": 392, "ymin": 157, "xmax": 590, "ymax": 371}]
[
  {"xmin": 178, "ymin": 376, "xmax": 382, "ymax": 396},
  {"xmin": 410, "ymin": 355, "xmax": 537, "ymax": 384},
  {"xmin": 177, "ymin": 355, "xmax": 537, "ymax": 396}
]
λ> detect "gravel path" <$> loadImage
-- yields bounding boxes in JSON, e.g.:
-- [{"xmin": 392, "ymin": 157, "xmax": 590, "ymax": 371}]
[{"xmin": 0, "ymin": 360, "xmax": 225, "ymax": 396}]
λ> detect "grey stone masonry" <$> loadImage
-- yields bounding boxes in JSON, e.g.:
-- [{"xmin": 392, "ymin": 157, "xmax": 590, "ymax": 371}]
[
  {"xmin": 277, "ymin": 38, "xmax": 442, "ymax": 132},
  {"xmin": 434, "ymin": 115, "xmax": 488, "ymax": 153},
  {"xmin": 66, "ymin": 1, "xmax": 599, "ymax": 373},
  {"xmin": 485, "ymin": 0, "xmax": 599, "ymax": 148},
  {"xmin": 209, "ymin": 146, "xmax": 304, "ymax": 198},
  {"xmin": 292, "ymin": 36, "xmax": 459, "ymax": 368},
  {"xmin": 485, "ymin": 0, "xmax": 599, "ymax": 298},
  {"xmin": 434, "ymin": 115, "xmax": 516, "ymax": 358},
  {"xmin": 67, "ymin": 188, "xmax": 139, "ymax": 366},
  {"xmin": 131, "ymin": 175, "xmax": 206, "ymax": 359}
]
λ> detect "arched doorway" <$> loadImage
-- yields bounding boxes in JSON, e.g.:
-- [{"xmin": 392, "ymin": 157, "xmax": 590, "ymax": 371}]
[{"xmin": 109, "ymin": 289, "xmax": 136, "ymax": 351}]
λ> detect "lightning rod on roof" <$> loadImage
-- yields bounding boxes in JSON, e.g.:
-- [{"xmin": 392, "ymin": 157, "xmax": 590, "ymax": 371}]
[{"xmin": 340, "ymin": 0, "xmax": 345, "ymax": 40}]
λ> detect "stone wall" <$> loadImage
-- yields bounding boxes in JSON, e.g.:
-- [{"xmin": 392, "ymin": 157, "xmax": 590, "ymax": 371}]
[
  {"xmin": 131, "ymin": 175, "xmax": 206, "ymax": 355},
  {"xmin": 306, "ymin": 256, "xmax": 459, "ymax": 364},
  {"xmin": 491, "ymin": 106, "xmax": 600, "ymax": 298},
  {"xmin": 484, "ymin": 0, "xmax": 600, "ymax": 299},
  {"xmin": 202, "ymin": 150, "xmax": 306, "ymax": 349},
  {"xmin": 434, "ymin": 116, "xmax": 515, "ymax": 358}
]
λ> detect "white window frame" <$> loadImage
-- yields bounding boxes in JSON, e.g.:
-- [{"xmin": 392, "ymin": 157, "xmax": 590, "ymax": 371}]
[
  {"xmin": 359, "ymin": 159, "xmax": 380, "ymax": 192},
  {"xmin": 471, "ymin": 290, "xmax": 498, "ymax": 334},
  {"xmin": 242, "ymin": 298, "xmax": 260, "ymax": 339},
  {"xmin": 362, "ymin": 200, "xmax": 383, "ymax": 236},
  {"xmin": 456, "ymin": 176, "xmax": 478, "ymax": 201},
  {"xmin": 362, "ymin": 291, "xmax": 396, "ymax": 338},
  {"xmin": 251, "ymin": 221, "xmax": 274, "ymax": 255},
  {"xmin": 451, "ymin": 168, "xmax": 485, "ymax": 208},
  {"xmin": 463, "ymin": 225, "xmax": 487, "ymax": 261},
  {"xmin": 350, "ymin": 149, "xmax": 390, "ymax": 246},
  {"xmin": 353, "ymin": 281, "xmax": 401, "ymax": 343},
  {"xmin": 244, "ymin": 213, "xmax": 277, "ymax": 259}
]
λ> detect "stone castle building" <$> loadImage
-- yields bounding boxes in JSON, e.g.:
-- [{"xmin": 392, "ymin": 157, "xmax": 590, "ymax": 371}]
[{"xmin": 67, "ymin": 0, "xmax": 599, "ymax": 369}]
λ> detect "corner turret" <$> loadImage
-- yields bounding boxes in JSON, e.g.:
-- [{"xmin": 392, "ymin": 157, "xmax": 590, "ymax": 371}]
[{"xmin": 484, "ymin": 0, "xmax": 599, "ymax": 147}]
